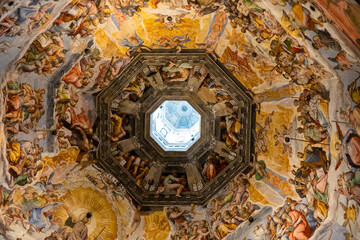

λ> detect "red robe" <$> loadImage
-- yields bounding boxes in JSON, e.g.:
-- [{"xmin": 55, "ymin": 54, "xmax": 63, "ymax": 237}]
[
  {"xmin": 288, "ymin": 210, "xmax": 312, "ymax": 240},
  {"xmin": 62, "ymin": 66, "xmax": 83, "ymax": 88}
]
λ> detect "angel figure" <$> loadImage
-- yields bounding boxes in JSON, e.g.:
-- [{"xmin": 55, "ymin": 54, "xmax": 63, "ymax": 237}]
[{"xmin": 121, "ymin": 33, "xmax": 152, "ymax": 57}]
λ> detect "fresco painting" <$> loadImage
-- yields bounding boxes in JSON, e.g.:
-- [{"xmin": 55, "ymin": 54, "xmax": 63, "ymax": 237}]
[{"xmin": 0, "ymin": 0, "xmax": 360, "ymax": 239}]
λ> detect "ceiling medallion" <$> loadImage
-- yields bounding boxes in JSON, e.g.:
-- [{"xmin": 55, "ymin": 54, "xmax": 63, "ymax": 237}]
[{"xmin": 96, "ymin": 49, "xmax": 256, "ymax": 206}]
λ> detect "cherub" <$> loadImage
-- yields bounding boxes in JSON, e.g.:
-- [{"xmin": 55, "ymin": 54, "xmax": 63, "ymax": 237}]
[
  {"xmin": 24, "ymin": 159, "xmax": 40, "ymax": 183},
  {"xmin": 4, "ymin": 207, "xmax": 26, "ymax": 229}
]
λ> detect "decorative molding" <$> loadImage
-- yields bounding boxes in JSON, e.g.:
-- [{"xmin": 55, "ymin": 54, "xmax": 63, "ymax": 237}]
[{"xmin": 96, "ymin": 49, "xmax": 255, "ymax": 206}]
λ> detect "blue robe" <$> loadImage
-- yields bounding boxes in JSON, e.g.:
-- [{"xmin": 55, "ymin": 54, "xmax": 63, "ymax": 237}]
[
  {"xmin": 29, "ymin": 203, "xmax": 60, "ymax": 230},
  {"xmin": 12, "ymin": 2, "xmax": 41, "ymax": 23}
]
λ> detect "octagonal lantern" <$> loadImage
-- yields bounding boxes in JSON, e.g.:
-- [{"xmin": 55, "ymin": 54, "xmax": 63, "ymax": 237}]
[
  {"xmin": 150, "ymin": 100, "xmax": 201, "ymax": 151},
  {"xmin": 95, "ymin": 49, "xmax": 256, "ymax": 206}
]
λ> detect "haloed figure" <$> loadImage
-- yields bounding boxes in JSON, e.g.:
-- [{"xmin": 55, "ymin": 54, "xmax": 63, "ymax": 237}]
[{"xmin": 64, "ymin": 209, "xmax": 92, "ymax": 240}]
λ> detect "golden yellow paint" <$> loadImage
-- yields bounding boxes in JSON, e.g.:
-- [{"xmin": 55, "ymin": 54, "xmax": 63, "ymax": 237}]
[
  {"xmin": 254, "ymin": 61, "xmax": 275, "ymax": 76},
  {"xmin": 248, "ymin": 183, "xmax": 270, "ymax": 205},
  {"xmin": 258, "ymin": 105, "xmax": 294, "ymax": 176},
  {"xmin": 36, "ymin": 13, "xmax": 54, "ymax": 31},
  {"xmin": 54, "ymin": 187, "xmax": 118, "ymax": 240},
  {"xmin": 143, "ymin": 211, "xmax": 171, "ymax": 240},
  {"xmin": 140, "ymin": 13, "xmax": 200, "ymax": 48},
  {"xmin": 111, "ymin": 15, "xmax": 144, "ymax": 41},
  {"xmin": 249, "ymin": 178, "xmax": 285, "ymax": 206},
  {"xmin": 12, "ymin": 187, "xmax": 26, "ymax": 205},
  {"xmin": 96, "ymin": 13, "xmax": 204, "ymax": 57},
  {"xmin": 280, "ymin": 16, "xmax": 303, "ymax": 39},
  {"xmin": 262, "ymin": 85, "xmax": 296, "ymax": 102},
  {"xmin": 239, "ymin": 71, "xmax": 264, "ymax": 89},
  {"xmin": 95, "ymin": 28, "xmax": 126, "ymax": 58},
  {"xmin": 224, "ymin": 28, "xmax": 246, "ymax": 49},
  {"xmin": 254, "ymin": 104, "xmax": 299, "ymax": 200},
  {"xmin": 197, "ymin": 15, "xmax": 212, "ymax": 43},
  {"xmin": 330, "ymin": 132, "xmax": 341, "ymax": 161},
  {"xmin": 41, "ymin": 146, "xmax": 79, "ymax": 169}
]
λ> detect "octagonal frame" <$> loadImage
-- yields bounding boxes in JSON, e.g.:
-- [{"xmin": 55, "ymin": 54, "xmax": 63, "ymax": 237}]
[
  {"xmin": 137, "ymin": 88, "xmax": 214, "ymax": 164},
  {"xmin": 95, "ymin": 49, "xmax": 256, "ymax": 206}
]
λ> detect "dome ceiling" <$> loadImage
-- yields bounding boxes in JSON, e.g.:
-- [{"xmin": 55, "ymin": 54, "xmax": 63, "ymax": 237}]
[
  {"xmin": 0, "ymin": 0, "xmax": 360, "ymax": 239},
  {"xmin": 161, "ymin": 101, "xmax": 200, "ymax": 129}
]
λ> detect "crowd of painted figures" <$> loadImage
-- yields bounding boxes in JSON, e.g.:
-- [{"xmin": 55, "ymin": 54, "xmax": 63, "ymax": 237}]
[
  {"xmin": 3, "ymin": 80, "xmax": 46, "ymax": 187},
  {"xmin": 261, "ymin": 198, "xmax": 320, "ymax": 240},
  {"xmin": 168, "ymin": 173, "xmax": 260, "ymax": 240},
  {"xmin": 1, "ymin": 0, "xmax": 360, "ymax": 239}
]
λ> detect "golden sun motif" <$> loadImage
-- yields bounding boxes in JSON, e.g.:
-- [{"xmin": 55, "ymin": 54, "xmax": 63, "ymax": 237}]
[{"xmin": 54, "ymin": 187, "xmax": 118, "ymax": 240}]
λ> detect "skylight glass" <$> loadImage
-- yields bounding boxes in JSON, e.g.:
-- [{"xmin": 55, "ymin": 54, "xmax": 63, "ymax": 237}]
[{"xmin": 150, "ymin": 101, "xmax": 201, "ymax": 151}]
